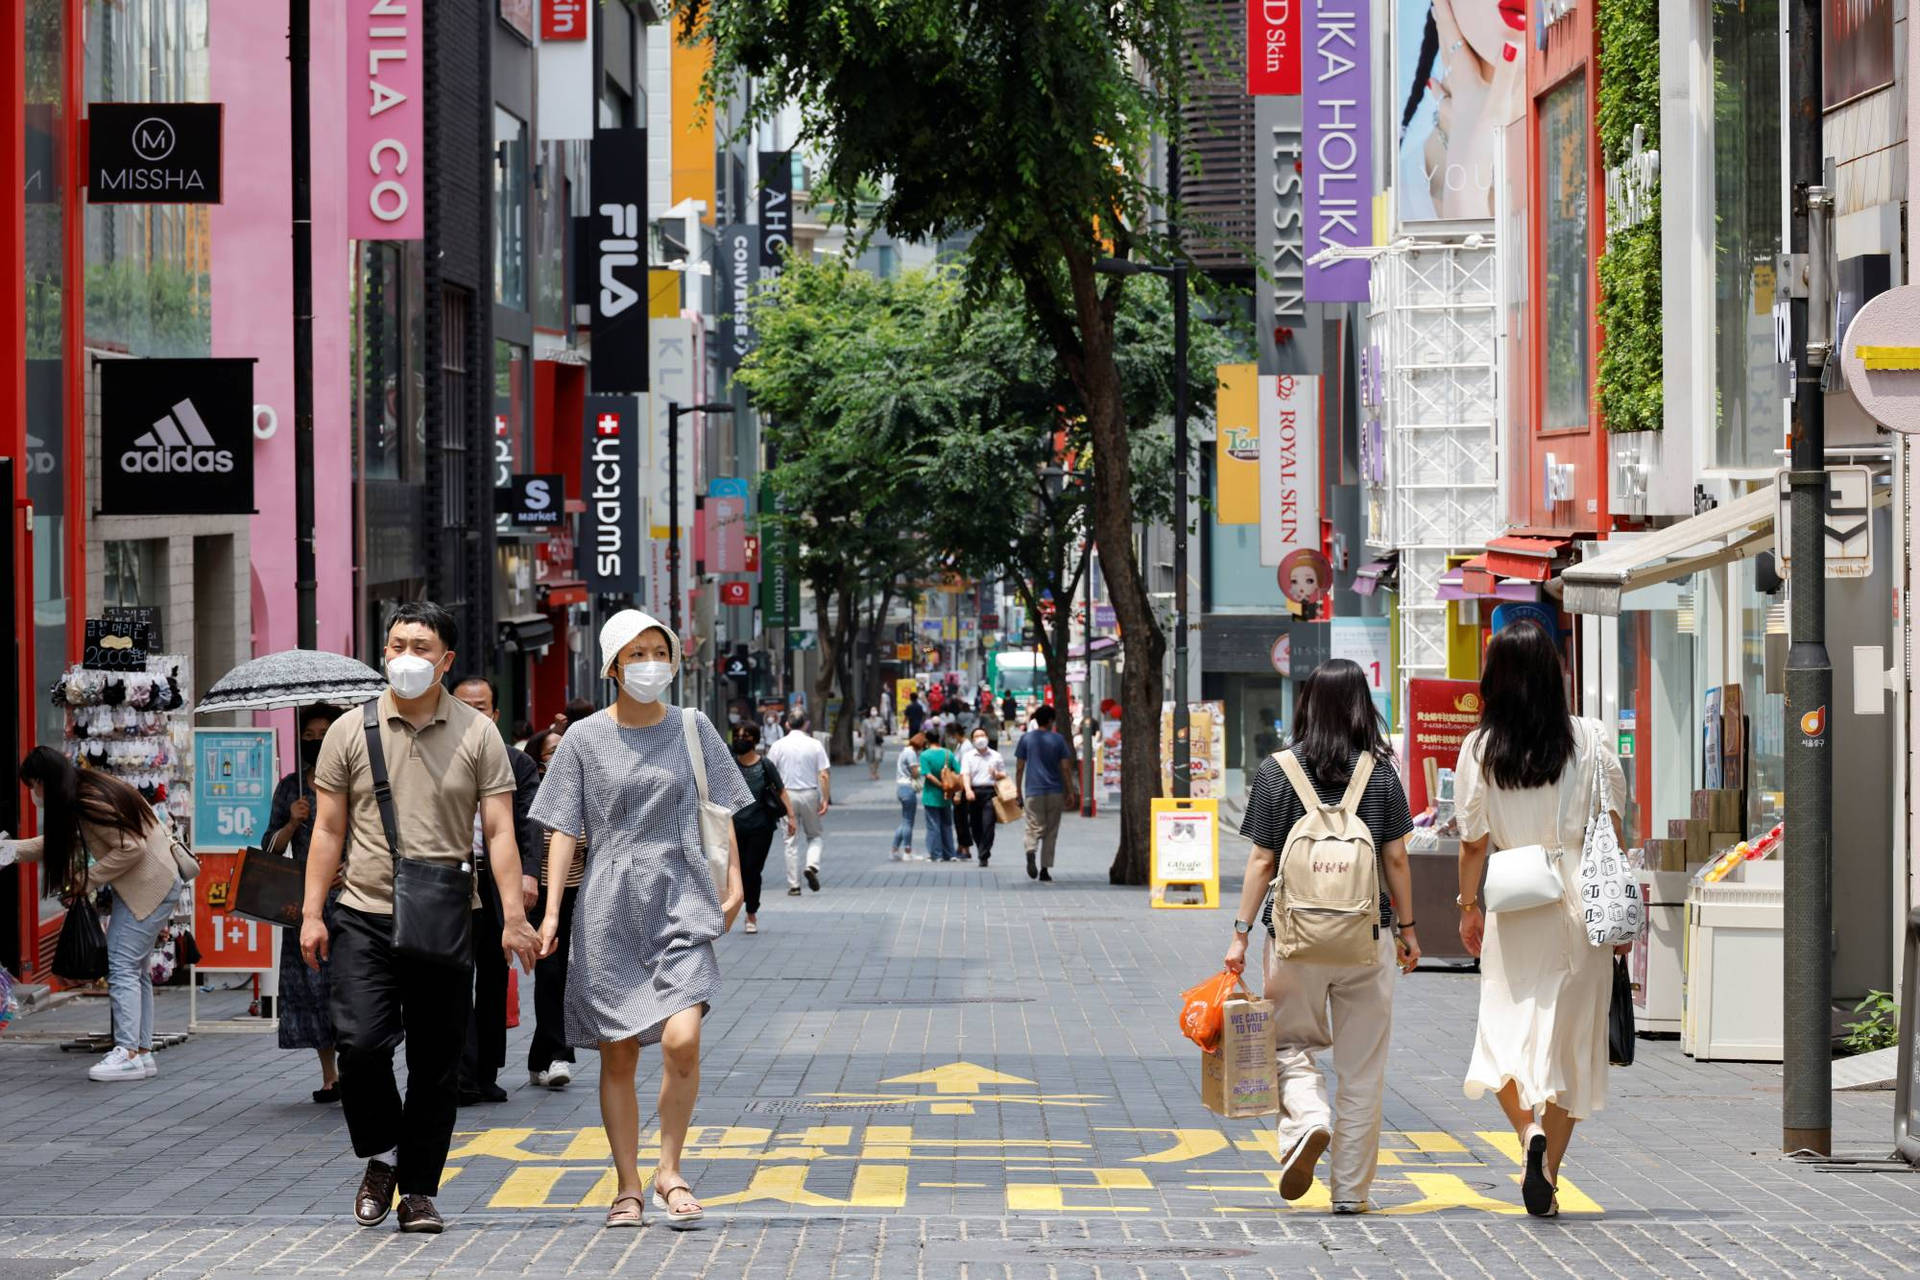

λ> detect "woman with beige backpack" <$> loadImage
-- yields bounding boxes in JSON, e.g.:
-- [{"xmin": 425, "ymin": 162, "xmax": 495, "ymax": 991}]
[
  {"xmin": 1454, "ymin": 619, "xmax": 1628, "ymax": 1218},
  {"xmin": 1223, "ymin": 659, "xmax": 1419, "ymax": 1214}
]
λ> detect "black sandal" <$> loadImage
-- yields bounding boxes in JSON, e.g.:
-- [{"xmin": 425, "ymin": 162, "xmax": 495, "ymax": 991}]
[
  {"xmin": 311, "ymin": 1083, "xmax": 340, "ymax": 1104},
  {"xmin": 1521, "ymin": 1125, "xmax": 1554, "ymax": 1216}
]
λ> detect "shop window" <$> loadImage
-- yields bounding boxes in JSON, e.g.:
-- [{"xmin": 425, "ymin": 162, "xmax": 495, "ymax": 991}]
[
  {"xmin": 102, "ymin": 539, "xmax": 166, "ymax": 611},
  {"xmin": 1617, "ymin": 585, "xmax": 1698, "ymax": 846},
  {"xmin": 27, "ymin": 0, "xmax": 71, "ymax": 758},
  {"xmin": 494, "ymin": 107, "xmax": 529, "ymax": 310},
  {"xmin": 494, "ymin": 338, "xmax": 530, "ymax": 491},
  {"xmin": 356, "ymin": 242, "xmax": 426, "ymax": 481},
  {"xmin": 533, "ymin": 141, "xmax": 578, "ymax": 332},
  {"xmin": 1711, "ymin": 0, "xmax": 1787, "ymax": 469},
  {"xmin": 1539, "ymin": 75, "xmax": 1589, "ymax": 432},
  {"xmin": 83, "ymin": 0, "xmax": 213, "ymax": 358}
]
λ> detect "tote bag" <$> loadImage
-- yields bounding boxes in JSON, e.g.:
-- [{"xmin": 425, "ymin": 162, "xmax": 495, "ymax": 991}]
[{"xmin": 682, "ymin": 709, "xmax": 735, "ymax": 896}]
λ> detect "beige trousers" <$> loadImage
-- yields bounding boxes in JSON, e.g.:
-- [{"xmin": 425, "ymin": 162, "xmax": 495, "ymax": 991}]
[
  {"xmin": 1023, "ymin": 792, "xmax": 1065, "ymax": 866},
  {"xmin": 1262, "ymin": 930, "xmax": 1397, "ymax": 1204}
]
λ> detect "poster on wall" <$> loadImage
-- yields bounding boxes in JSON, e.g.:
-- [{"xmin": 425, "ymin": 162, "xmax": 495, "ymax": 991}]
[
  {"xmin": 1392, "ymin": 0, "xmax": 1526, "ymax": 224},
  {"xmin": 1823, "ymin": 0, "xmax": 1893, "ymax": 109},
  {"xmin": 1258, "ymin": 373, "xmax": 1320, "ymax": 568},
  {"xmin": 193, "ymin": 727, "xmax": 277, "ymax": 852},
  {"xmin": 1161, "ymin": 701, "xmax": 1227, "ymax": 799},
  {"xmin": 1330, "ymin": 617, "xmax": 1393, "ymax": 723},
  {"xmin": 1215, "ymin": 364, "xmax": 1261, "ymax": 524},
  {"xmin": 1406, "ymin": 678, "xmax": 1481, "ymax": 815}
]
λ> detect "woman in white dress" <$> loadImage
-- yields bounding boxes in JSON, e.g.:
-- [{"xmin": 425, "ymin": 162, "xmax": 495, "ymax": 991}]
[{"xmin": 1454, "ymin": 620, "xmax": 1628, "ymax": 1217}]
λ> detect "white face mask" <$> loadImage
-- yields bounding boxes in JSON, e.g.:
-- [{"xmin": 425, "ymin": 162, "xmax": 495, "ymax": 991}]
[
  {"xmin": 386, "ymin": 653, "xmax": 440, "ymax": 700},
  {"xmin": 621, "ymin": 660, "xmax": 674, "ymax": 703},
  {"xmin": 973, "ymin": 738, "xmax": 988, "ymax": 751}
]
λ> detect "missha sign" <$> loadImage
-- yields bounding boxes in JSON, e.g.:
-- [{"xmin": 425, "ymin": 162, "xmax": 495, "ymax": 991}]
[
  {"xmin": 349, "ymin": 0, "xmax": 424, "ymax": 240},
  {"xmin": 87, "ymin": 103, "xmax": 223, "ymax": 204}
]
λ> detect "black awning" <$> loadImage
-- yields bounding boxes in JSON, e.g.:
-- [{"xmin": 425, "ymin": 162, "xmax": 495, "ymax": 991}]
[{"xmin": 498, "ymin": 614, "xmax": 555, "ymax": 654}]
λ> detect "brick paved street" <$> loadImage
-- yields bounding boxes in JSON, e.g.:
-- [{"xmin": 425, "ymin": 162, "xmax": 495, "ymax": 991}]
[{"xmin": 2, "ymin": 765, "xmax": 1918, "ymax": 1277}]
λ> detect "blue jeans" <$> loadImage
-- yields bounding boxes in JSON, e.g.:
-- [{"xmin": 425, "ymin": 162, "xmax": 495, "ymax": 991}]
[
  {"xmin": 894, "ymin": 784, "xmax": 920, "ymax": 850},
  {"xmin": 924, "ymin": 805, "xmax": 957, "ymax": 861},
  {"xmin": 108, "ymin": 878, "xmax": 180, "ymax": 1050}
]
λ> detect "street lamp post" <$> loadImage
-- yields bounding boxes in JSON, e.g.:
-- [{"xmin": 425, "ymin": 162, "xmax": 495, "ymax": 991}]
[
  {"xmin": 1092, "ymin": 255, "xmax": 1190, "ymax": 797},
  {"xmin": 665, "ymin": 399, "xmax": 736, "ymax": 656}
]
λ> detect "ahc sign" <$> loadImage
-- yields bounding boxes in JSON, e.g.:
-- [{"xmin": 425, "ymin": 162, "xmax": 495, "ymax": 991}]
[{"xmin": 87, "ymin": 103, "xmax": 222, "ymax": 204}]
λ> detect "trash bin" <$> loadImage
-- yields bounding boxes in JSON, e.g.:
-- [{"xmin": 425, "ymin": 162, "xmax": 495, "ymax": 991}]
[{"xmin": 1682, "ymin": 860, "xmax": 1783, "ymax": 1062}]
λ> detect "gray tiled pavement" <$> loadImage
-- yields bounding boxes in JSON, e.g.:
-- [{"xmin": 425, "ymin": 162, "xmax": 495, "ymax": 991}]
[{"xmin": 1, "ymin": 761, "xmax": 1917, "ymax": 1277}]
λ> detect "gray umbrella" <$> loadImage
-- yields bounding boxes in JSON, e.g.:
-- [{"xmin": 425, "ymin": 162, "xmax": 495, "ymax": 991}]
[{"xmin": 195, "ymin": 649, "xmax": 386, "ymax": 716}]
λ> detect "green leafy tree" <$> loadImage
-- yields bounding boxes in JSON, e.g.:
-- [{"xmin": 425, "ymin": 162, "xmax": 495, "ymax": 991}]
[
  {"xmin": 734, "ymin": 260, "xmax": 964, "ymax": 761},
  {"xmin": 682, "ymin": 0, "xmax": 1204, "ymax": 881}
]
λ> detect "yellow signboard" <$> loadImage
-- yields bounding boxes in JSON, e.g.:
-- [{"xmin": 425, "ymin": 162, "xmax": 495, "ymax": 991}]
[
  {"xmin": 1150, "ymin": 797, "xmax": 1219, "ymax": 908},
  {"xmin": 1214, "ymin": 363, "xmax": 1260, "ymax": 524}
]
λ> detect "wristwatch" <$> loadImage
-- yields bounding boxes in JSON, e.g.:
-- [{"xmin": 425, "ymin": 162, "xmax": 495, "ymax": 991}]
[{"xmin": 1232, "ymin": 919, "xmax": 1254, "ymax": 936}]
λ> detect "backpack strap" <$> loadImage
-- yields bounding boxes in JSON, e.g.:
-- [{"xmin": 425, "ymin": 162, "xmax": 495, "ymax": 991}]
[
  {"xmin": 1275, "ymin": 750, "xmax": 1321, "ymax": 812},
  {"xmin": 1339, "ymin": 752, "xmax": 1376, "ymax": 814}
]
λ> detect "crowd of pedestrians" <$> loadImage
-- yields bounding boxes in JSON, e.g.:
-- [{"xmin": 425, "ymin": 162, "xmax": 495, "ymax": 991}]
[{"xmin": 0, "ymin": 600, "xmax": 1620, "ymax": 1231}]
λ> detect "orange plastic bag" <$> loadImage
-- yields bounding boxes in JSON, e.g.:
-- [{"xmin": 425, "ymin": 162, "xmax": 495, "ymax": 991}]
[{"xmin": 1178, "ymin": 969, "xmax": 1241, "ymax": 1054}]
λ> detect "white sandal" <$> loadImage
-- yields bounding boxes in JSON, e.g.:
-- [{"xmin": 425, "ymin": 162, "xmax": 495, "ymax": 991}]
[{"xmin": 604, "ymin": 1192, "xmax": 645, "ymax": 1228}]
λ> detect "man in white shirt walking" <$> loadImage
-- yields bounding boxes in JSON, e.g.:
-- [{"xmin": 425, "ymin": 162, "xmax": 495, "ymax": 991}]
[{"xmin": 765, "ymin": 711, "xmax": 832, "ymax": 895}]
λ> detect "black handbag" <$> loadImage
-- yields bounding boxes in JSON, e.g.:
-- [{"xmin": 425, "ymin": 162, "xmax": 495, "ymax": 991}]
[
  {"xmin": 52, "ymin": 899, "xmax": 108, "ymax": 982},
  {"xmin": 363, "ymin": 701, "xmax": 472, "ymax": 966},
  {"xmin": 1608, "ymin": 955, "xmax": 1636, "ymax": 1067},
  {"xmin": 229, "ymin": 846, "xmax": 308, "ymax": 928}
]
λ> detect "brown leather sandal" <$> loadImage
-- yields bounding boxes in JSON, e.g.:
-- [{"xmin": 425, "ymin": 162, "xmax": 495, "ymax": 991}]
[{"xmin": 651, "ymin": 1176, "xmax": 704, "ymax": 1228}]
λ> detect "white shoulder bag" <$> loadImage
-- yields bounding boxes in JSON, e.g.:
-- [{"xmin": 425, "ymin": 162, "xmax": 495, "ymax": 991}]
[
  {"xmin": 681, "ymin": 708, "xmax": 736, "ymax": 898},
  {"xmin": 1481, "ymin": 721, "xmax": 1584, "ymax": 914}
]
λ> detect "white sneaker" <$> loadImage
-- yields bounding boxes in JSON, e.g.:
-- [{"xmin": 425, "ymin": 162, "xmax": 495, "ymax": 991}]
[
  {"xmin": 89, "ymin": 1046, "xmax": 145, "ymax": 1082},
  {"xmin": 530, "ymin": 1064, "xmax": 572, "ymax": 1089},
  {"xmin": 139, "ymin": 1051, "xmax": 158, "ymax": 1078},
  {"xmin": 1331, "ymin": 1200, "xmax": 1373, "ymax": 1215}
]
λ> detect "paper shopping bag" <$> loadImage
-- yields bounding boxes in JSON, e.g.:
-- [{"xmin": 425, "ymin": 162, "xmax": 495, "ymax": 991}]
[
  {"xmin": 993, "ymin": 775, "xmax": 1023, "ymax": 824},
  {"xmin": 1199, "ymin": 992, "xmax": 1279, "ymax": 1117}
]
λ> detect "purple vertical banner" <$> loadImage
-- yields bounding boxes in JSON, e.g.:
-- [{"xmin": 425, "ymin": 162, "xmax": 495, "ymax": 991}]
[{"xmin": 1303, "ymin": 0, "xmax": 1371, "ymax": 303}]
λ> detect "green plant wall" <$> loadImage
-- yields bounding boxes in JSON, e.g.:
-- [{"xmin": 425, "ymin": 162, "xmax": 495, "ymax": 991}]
[{"xmin": 1596, "ymin": 0, "xmax": 1662, "ymax": 434}]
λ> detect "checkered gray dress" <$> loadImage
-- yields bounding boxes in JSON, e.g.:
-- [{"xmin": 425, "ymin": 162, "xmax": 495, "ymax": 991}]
[{"xmin": 529, "ymin": 706, "xmax": 754, "ymax": 1047}]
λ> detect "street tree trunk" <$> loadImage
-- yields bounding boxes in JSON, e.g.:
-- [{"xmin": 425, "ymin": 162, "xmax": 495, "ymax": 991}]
[{"xmin": 1057, "ymin": 252, "xmax": 1166, "ymax": 885}]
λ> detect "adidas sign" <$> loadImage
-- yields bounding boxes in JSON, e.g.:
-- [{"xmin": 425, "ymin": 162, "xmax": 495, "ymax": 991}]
[{"xmin": 119, "ymin": 398, "xmax": 234, "ymax": 474}]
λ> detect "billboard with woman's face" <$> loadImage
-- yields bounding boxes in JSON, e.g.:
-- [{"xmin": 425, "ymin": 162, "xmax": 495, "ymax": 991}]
[{"xmin": 1394, "ymin": 0, "xmax": 1527, "ymax": 223}]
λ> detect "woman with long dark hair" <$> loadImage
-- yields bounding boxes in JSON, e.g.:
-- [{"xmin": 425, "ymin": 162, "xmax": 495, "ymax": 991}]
[
  {"xmin": 3, "ymin": 747, "xmax": 184, "ymax": 1081},
  {"xmin": 1454, "ymin": 620, "xmax": 1627, "ymax": 1217},
  {"xmin": 1224, "ymin": 660, "xmax": 1419, "ymax": 1214}
]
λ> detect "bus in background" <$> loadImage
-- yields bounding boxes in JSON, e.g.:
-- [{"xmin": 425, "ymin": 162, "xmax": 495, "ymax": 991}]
[{"xmin": 990, "ymin": 649, "xmax": 1047, "ymax": 721}]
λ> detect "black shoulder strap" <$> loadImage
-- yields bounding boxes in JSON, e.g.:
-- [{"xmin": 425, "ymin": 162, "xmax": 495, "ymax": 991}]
[{"xmin": 362, "ymin": 700, "xmax": 403, "ymax": 864}]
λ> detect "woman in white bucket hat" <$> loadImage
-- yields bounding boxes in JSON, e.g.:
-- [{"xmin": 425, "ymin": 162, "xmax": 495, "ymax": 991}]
[{"xmin": 529, "ymin": 609, "xmax": 752, "ymax": 1229}]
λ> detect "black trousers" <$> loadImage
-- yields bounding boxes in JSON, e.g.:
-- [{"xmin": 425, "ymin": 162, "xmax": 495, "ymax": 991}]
[
  {"xmin": 736, "ymin": 822, "xmax": 776, "ymax": 915},
  {"xmin": 527, "ymin": 884, "xmax": 578, "ymax": 1073},
  {"xmin": 329, "ymin": 905, "xmax": 472, "ymax": 1196},
  {"xmin": 954, "ymin": 795, "xmax": 975, "ymax": 851},
  {"xmin": 967, "ymin": 794, "xmax": 998, "ymax": 859},
  {"xmin": 461, "ymin": 906, "xmax": 508, "ymax": 1085}
]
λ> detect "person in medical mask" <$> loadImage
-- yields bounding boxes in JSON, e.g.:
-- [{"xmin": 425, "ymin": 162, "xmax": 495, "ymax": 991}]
[
  {"xmin": 301, "ymin": 601, "xmax": 538, "ymax": 1235},
  {"xmin": 530, "ymin": 609, "xmax": 753, "ymax": 1230}
]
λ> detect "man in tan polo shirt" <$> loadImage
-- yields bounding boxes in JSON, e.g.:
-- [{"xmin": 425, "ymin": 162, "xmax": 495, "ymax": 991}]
[{"xmin": 300, "ymin": 601, "xmax": 539, "ymax": 1235}]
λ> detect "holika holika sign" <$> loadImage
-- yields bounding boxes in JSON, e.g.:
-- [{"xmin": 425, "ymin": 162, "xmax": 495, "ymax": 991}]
[{"xmin": 87, "ymin": 103, "xmax": 223, "ymax": 204}]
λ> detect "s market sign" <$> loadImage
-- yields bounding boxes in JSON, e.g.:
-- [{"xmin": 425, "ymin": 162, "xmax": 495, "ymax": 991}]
[
  {"xmin": 100, "ymin": 358, "xmax": 256, "ymax": 516},
  {"xmin": 87, "ymin": 103, "xmax": 223, "ymax": 204}
]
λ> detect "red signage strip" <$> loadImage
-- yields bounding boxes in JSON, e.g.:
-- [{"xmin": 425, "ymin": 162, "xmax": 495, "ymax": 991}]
[
  {"xmin": 1247, "ymin": 0, "xmax": 1301, "ymax": 95},
  {"xmin": 1407, "ymin": 679, "xmax": 1482, "ymax": 816},
  {"xmin": 542, "ymin": 0, "xmax": 588, "ymax": 41}
]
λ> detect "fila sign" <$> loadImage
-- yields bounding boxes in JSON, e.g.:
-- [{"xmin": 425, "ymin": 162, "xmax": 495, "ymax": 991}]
[
  {"xmin": 590, "ymin": 128, "xmax": 650, "ymax": 393},
  {"xmin": 100, "ymin": 359, "xmax": 255, "ymax": 516},
  {"xmin": 348, "ymin": 0, "xmax": 424, "ymax": 239},
  {"xmin": 583, "ymin": 395, "xmax": 643, "ymax": 594}
]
